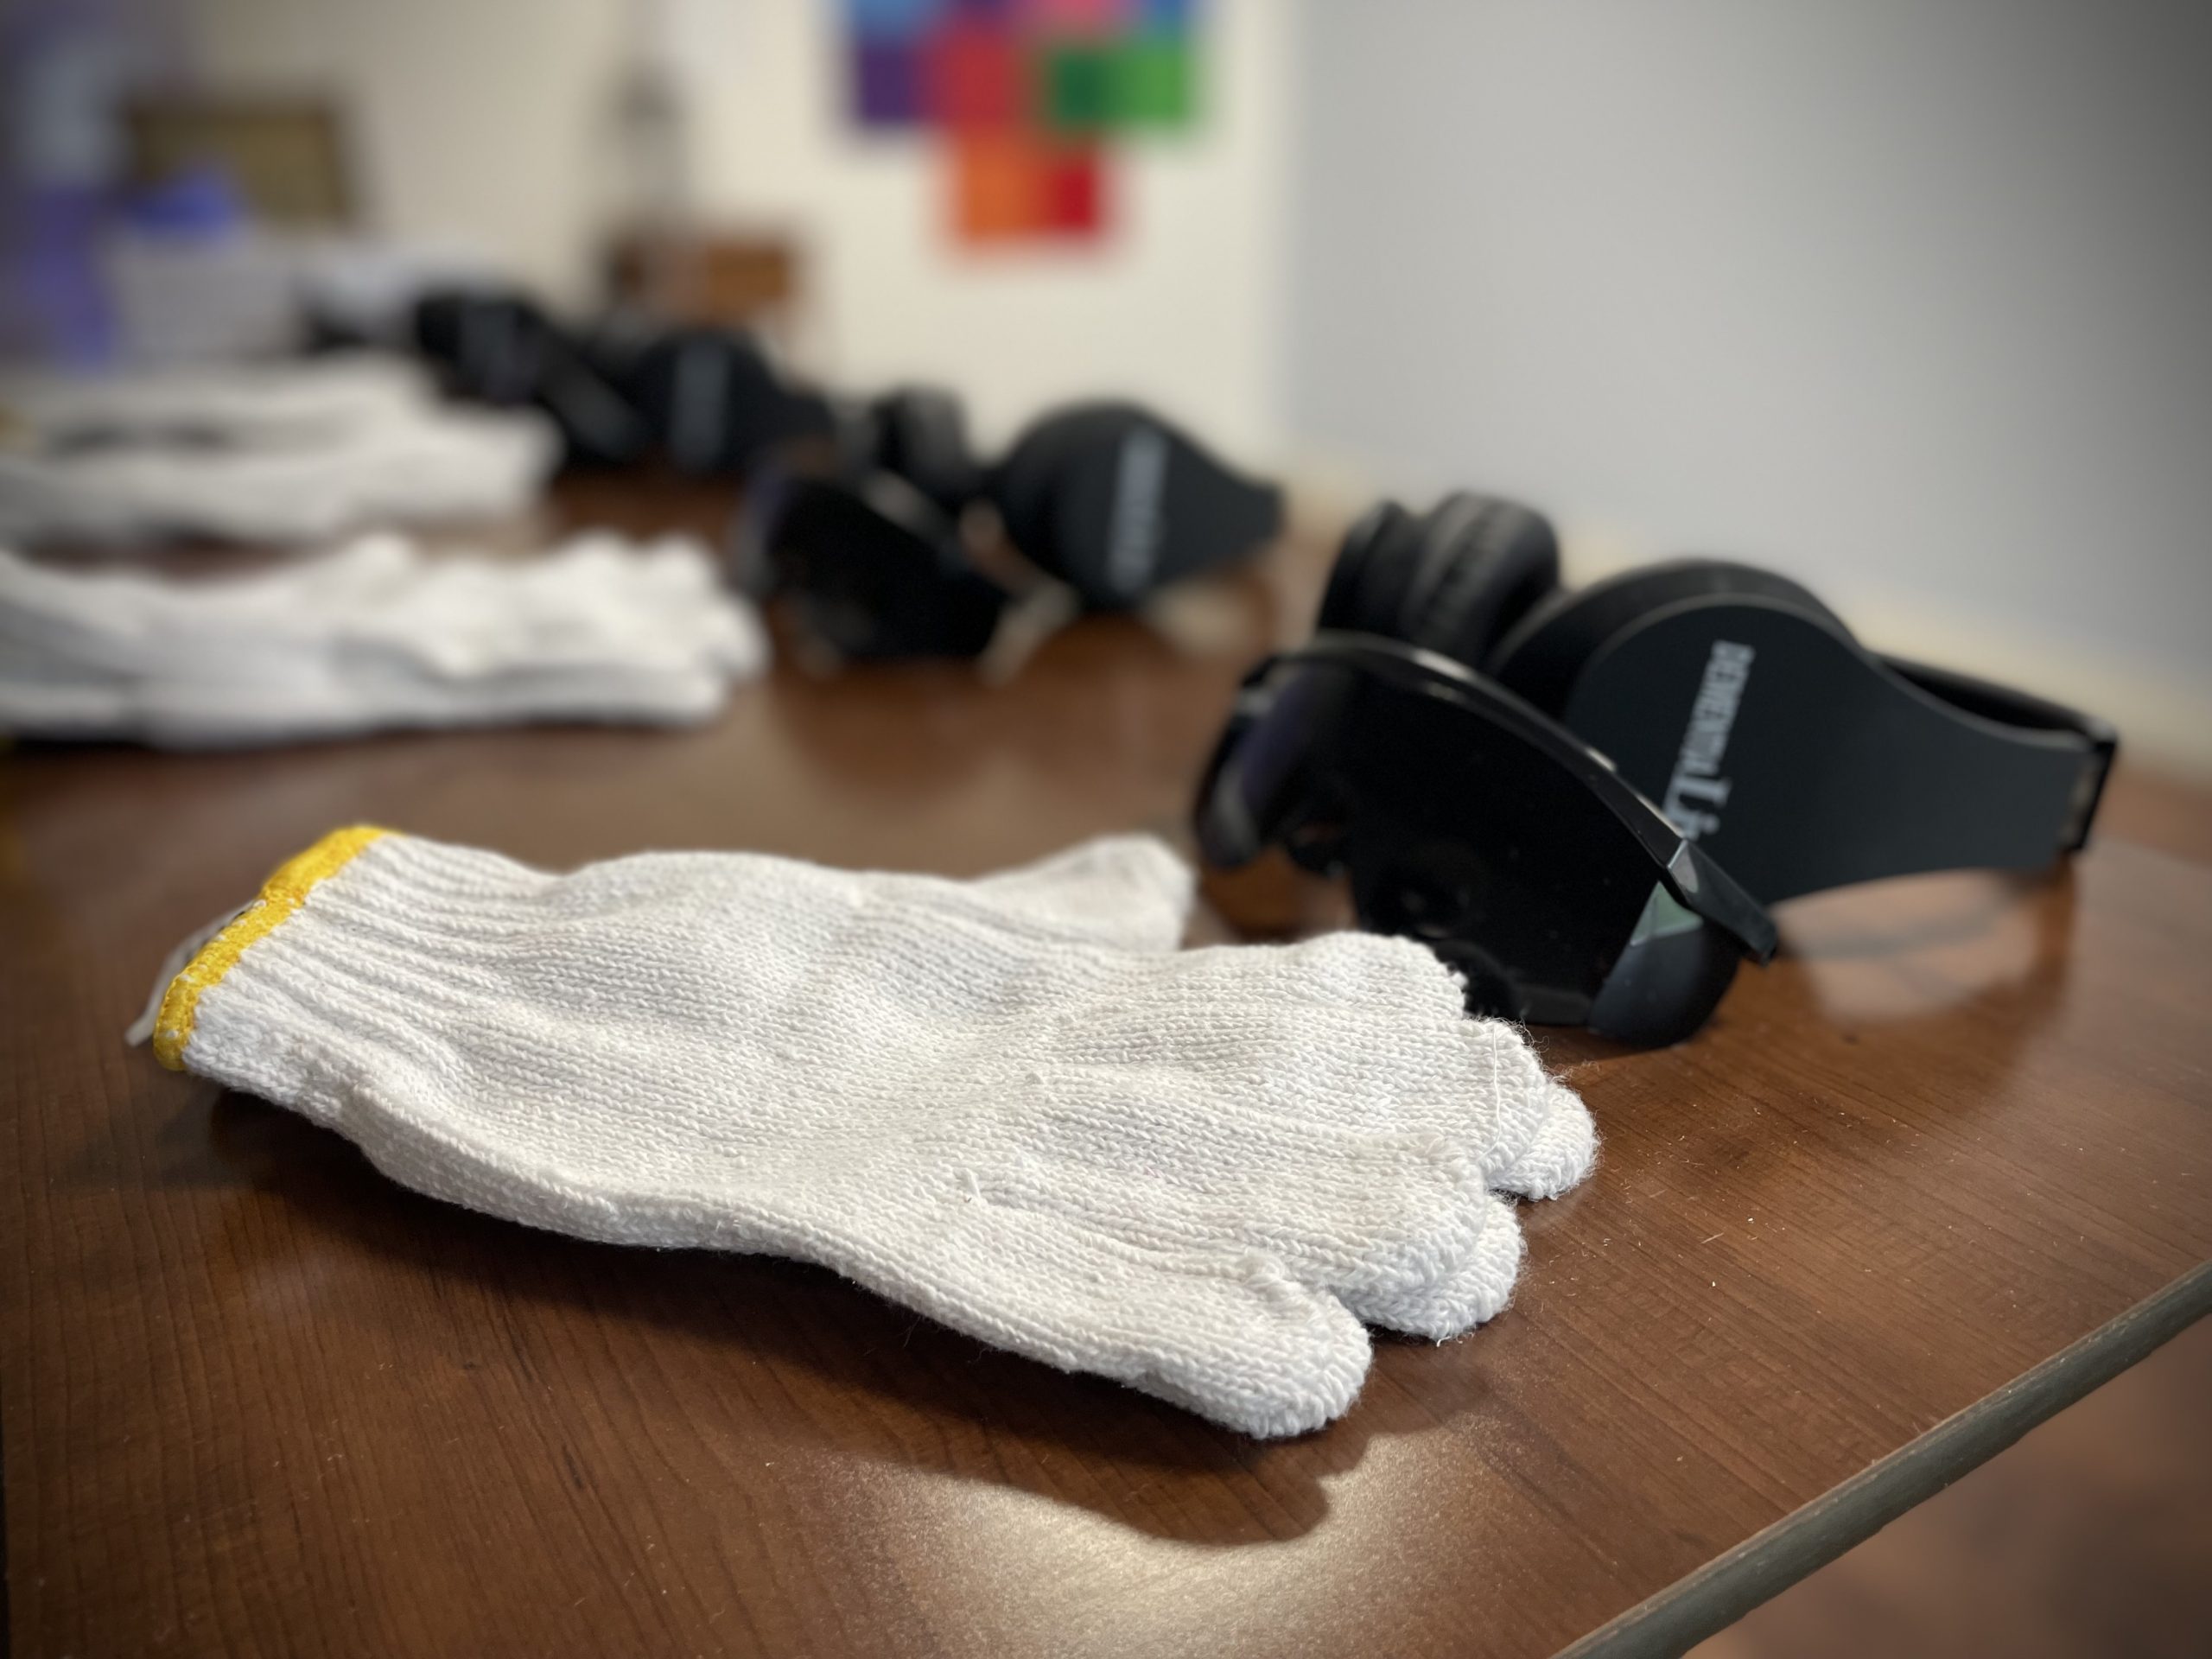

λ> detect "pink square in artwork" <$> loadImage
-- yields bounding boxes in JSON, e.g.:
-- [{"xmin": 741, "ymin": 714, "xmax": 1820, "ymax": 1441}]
[{"xmin": 1020, "ymin": 0, "xmax": 1128, "ymax": 37}]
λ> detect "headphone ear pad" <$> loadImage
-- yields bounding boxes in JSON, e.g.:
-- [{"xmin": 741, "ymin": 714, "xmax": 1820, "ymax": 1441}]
[
  {"xmin": 1489, "ymin": 558, "xmax": 1844, "ymax": 715},
  {"xmin": 870, "ymin": 386, "xmax": 981, "ymax": 513},
  {"xmin": 1398, "ymin": 493, "xmax": 1560, "ymax": 667},
  {"xmin": 1317, "ymin": 501, "xmax": 1424, "ymax": 637}
]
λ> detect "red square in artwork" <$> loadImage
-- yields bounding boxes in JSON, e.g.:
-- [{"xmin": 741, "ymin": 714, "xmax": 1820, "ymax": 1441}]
[
  {"xmin": 921, "ymin": 21, "xmax": 1029, "ymax": 129},
  {"xmin": 1039, "ymin": 144, "xmax": 1104, "ymax": 234}
]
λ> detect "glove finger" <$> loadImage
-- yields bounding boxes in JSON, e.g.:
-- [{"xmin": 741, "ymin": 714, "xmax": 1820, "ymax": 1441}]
[
  {"xmin": 1047, "ymin": 935, "xmax": 1569, "ymax": 1184},
  {"xmin": 1344, "ymin": 1190, "xmax": 1527, "ymax": 1338},
  {"xmin": 963, "ymin": 834, "xmax": 1194, "ymax": 953},
  {"xmin": 1490, "ymin": 1079, "xmax": 1598, "ymax": 1200},
  {"xmin": 889, "ymin": 1196, "xmax": 1372, "ymax": 1438},
  {"xmin": 983, "ymin": 1080, "xmax": 1500, "ymax": 1315}
]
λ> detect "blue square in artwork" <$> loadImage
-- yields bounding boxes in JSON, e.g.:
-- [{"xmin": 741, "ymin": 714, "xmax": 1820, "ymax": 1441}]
[
  {"xmin": 846, "ymin": 0, "xmax": 944, "ymax": 41},
  {"xmin": 1136, "ymin": 0, "xmax": 1194, "ymax": 31}
]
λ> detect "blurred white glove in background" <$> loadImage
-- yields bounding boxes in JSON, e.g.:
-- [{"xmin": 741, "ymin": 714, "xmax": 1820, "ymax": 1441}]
[
  {"xmin": 0, "ymin": 354, "xmax": 556, "ymax": 546},
  {"xmin": 0, "ymin": 533, "xmax": 765, "ymax": 747}
]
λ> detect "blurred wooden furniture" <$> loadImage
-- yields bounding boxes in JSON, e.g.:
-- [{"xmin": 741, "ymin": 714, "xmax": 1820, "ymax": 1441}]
[
  {"xmin": 124, "ymin": 96, "xmax": 356, "ymax": 226},
  {"xmin": 4, "ymin": 478, "xmax": 2209, "ymax": 1658},
  {"xmin": 606, "ymin": 230, "xmax": 803, "ymax": 347}
]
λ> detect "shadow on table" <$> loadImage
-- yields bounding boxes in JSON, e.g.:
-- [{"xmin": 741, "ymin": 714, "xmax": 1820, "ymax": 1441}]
[{"xmin": 185, "ymin": 1085, "xmax": 1475, "ymax": 1548}]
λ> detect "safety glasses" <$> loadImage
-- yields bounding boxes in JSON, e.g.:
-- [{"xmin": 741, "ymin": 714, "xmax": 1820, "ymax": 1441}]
[
  {"xmin": 734, "ymin": 464, "xmax": 1008, "ymax": 662},
  {"xmin": 1195, "ymin": 634, "xmax": 1777, "ymax": 1045}
]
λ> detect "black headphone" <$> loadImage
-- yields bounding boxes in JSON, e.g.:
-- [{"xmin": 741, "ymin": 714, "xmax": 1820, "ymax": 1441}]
[
  {"xmin": 412, "ymin": 289, "xmax": 830, "ymax": 474},
  {"xmin": 739, "ymin": 387, "xmax": 1285, "ymax": 660},
  {"xmin": 1319, "ymin": 492, "xmax": 2116, "ymax": 904},
  {"xmin": 602, "ymin": 321, "xmax": 834, "ymax": 475}
]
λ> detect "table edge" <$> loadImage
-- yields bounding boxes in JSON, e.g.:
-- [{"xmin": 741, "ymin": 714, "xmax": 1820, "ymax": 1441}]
[{"xmin": 1553, "ymin": 1257, "xmax": 2212, "ymax": 1659}]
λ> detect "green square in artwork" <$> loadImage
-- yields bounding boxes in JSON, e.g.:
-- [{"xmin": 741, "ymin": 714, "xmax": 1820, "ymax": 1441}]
[
  {"xmin": 1044, "ymin": 44, "xmax": 1115, "ymax": 132},
  {"xmin": 1110, "ymin": 35, "xmax": 1195, "ymax": 128}
]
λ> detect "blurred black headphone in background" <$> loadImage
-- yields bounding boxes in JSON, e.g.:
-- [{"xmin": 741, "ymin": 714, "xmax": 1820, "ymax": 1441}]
[
  {"xmin": 738, "ymin": 387, "xmax": 1285, "ymax": 660},
  {"xmin": 411, "ymin": 289, "xmax": 831, "ymax": 474},
  {"xmin": 1196, "ymin": 490, "xmax": 2116, "ymax": 1043}
]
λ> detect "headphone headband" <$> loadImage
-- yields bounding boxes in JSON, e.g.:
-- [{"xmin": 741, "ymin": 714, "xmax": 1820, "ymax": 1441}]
[
  {"xmin": 1878, "ymin": 658, "xmax": 2117, "ymax": 855},
  {"xmin": 1548, "ymin": 592, "xmax": 2116, "ymax": 902}
]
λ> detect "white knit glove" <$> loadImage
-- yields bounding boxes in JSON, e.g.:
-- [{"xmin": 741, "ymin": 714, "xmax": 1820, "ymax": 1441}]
[
  {"xmin": 148, "ymin": 829, "xmax": 1595, "ymax": 1437},
  {"xmin": 0, "ymin": 353, "xmax": 431, "ymax": 442},
  {"xmin": 0, "ymin": 535, "xmax": 766, "ymax": 747},
  {"xmin": 0, "ymin": 356, "xmax": 554, "ymax": 546}
]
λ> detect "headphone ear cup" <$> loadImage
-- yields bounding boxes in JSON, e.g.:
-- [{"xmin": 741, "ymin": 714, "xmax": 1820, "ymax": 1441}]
[
  {"xmin": 1397, "ymin": 493, "xmax": 1560, "ymax": 666},
  {"xmin": 1316, "ymin": 501, "xmax": 1425, "ymax": 638},
  {"xmin": 870, "ymin": 386, "xmax": 981, "ymax": 514},
  {"xmin": 623, "ymin": 325, "xmax": 804, "ymax": 475},
  {"xmin": 531, "ymin": 323, "xmax": 654, "ymax": 469},
  {"xmin": 992, "ymin": 402, "xmax": 1283, "ymax": 608},
  {"xmin": 412, "ymin": 288, "xmax": 556, "ymax": 405},
  {"xmin": 1489, "ymin": 558, "xmax": 1844, "ymax": 715},
  {"xmin": 993, "ymin": 407, "xmax": 1135, "ymax": 591},
  {"xmin": 756, "ymin": 468, "xmax": 1007, "ymax": 659}
]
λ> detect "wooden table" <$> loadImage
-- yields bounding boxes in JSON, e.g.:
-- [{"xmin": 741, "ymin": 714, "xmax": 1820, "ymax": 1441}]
[{"xmin": 6, "ymin": 481, "xmax": 2209, "ymax": 1658}]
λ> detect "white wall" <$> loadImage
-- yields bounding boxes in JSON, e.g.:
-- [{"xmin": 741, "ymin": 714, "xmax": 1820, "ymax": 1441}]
[
  {"xmin": 185, "ymin": 0, "xmax": 631, "ymax": 308},
  {"xmin": 183, "ymin": 0, "xmax": 1291, "ymax": 456},
  {"xmin": 1284, "ymin": 1, "xmax": 2212, "ymax": 771}
]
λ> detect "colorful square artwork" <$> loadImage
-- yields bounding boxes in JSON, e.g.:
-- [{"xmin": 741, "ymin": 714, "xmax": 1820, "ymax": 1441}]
[{"xmin": 843, "ymin": 0, "xmax": 1200, "ymax": 243}]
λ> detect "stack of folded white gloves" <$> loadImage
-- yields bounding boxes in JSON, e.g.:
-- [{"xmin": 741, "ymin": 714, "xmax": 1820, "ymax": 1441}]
[
  {"xmin": 144, "ymin": 827, "xmax": 1597, "ymax": 1436},
  {"xmin": 0, "ymin": 533, "xmax": 766, "ymax": 747},
  {"xmin": 0, "ymin": 354, "xmax": 556, "ymax": 545}
]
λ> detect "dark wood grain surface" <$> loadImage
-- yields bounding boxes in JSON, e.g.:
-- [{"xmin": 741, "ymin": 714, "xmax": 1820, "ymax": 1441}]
[{"xmin": 5, "ymin": 481, "xmax": 2209, "ymax": 1658}]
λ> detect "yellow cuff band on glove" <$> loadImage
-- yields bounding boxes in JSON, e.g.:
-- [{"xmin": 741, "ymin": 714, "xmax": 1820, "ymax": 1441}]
[{"xmin": 152, "ymin": 825, "xmax": 391, "ymax": 1071}]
